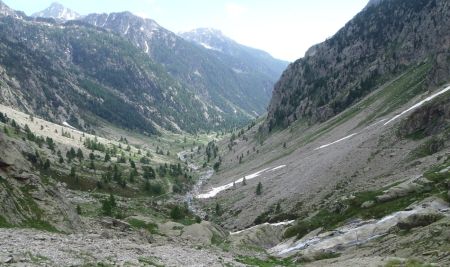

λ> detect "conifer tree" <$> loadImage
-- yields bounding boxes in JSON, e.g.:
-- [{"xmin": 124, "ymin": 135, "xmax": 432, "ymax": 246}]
[{"xmin": 256, "ymin": 182, "xmax": 262, "ymax": 195}]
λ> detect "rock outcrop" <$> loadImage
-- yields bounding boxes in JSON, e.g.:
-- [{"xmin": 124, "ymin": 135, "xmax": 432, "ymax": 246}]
[
  {"xmin": 265, "ymin": 0, "xmax": 450, "ymax": 131},
  {"xmin": 398, "ymin": 92, "xmax": 450, "ymax": 138}
]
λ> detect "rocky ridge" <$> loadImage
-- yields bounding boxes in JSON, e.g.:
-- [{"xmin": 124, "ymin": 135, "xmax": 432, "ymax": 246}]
[{"xmin": 265, "ymin": 0, "xmax": 450, "ymax": 131}]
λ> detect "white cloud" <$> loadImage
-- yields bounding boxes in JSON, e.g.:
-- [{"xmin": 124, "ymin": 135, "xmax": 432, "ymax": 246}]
[
  {"xmin": 132, "ymin": 0, "xmax": 162, "ymax": 19},
  {"xmin": 134, "ymin": 12, "xmax": 150, "ymax": 18},
  {"xmin": 225, "ymin": 3, "xmax": 246, "ymax": 17}
]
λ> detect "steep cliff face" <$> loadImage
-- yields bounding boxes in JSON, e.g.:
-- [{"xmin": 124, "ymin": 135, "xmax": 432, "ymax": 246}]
[{"xmin": 265, "ymin": 0, "xmax": 450, "ymax": 131}]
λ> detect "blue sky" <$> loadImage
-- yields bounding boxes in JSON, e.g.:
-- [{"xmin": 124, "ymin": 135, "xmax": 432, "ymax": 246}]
[{"xmin": 4, "ymin": 0, "xmax": 369, "ymax": 61}]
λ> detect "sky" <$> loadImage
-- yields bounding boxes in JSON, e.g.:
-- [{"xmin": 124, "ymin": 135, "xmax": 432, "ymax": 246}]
[{"xmin": 3, "ymin": 0, "xmax": 369, "ymax": 61}]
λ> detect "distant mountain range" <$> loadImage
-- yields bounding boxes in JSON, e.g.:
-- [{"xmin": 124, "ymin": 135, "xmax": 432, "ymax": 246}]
[
  {"xmin": 180, "ymin": 28, "xmax": 287, "ymax": 88},
  {"xmin": 0, "ymin": 1, "xmax": 288, "ymax": 134},
  {"xmin": 82, "ymin": 12, "xmax": 288, "ymax": 119}
]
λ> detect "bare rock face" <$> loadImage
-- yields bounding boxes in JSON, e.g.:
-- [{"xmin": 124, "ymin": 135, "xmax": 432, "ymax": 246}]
[
  {"xmin": 230, "ymin": 223, "xmax": 289, "ymax": 249},
  {"xmin": 265, "ymin": 0, "xmax": 450, "ymax": 131},
  {"xmin": 397, "ymin": 212, "xmax": 443, "ymax": 230},
  {"xmin": 398, "ymin": 93, "xmax": 450, "ymax": 138}
]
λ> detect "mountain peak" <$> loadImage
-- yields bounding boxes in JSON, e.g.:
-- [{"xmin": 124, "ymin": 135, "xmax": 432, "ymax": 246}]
[
  {"xmin": 180, "ymin": 28, "xmax": 233, "ymax": 52},
  {"xmin": 182, "ymin": 28, "xmax": 229, "ymax": 41},
  {"xmin": 191, "ymin": 28, "xmax": 224, "ymax": 36},
  {"xmin": 32, "ymin": 2, "xmax": 80, "ymax": 21},
  {"xmin": 0, "ymin": 0, "xmax": 22, "ymax": 18}
]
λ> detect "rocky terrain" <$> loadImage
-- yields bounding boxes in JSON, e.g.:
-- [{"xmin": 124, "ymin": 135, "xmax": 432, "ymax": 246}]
[{"xmin": 0, "ymin": 223, "xmax": 240, "ymax": 266}]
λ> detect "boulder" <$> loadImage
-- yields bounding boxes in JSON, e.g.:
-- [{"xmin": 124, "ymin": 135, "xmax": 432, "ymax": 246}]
[
  {"xmin": 158, "ymin": 221, "xmax": 184, "ymax": 237},
  {"xmin": 376, "ymin": 176, "xmax": 431, "ymax": 202},
  {"xmin": 230, "ymin": 222, "xmax": 288, "ymax": 248},
  {"xmin": 397, "ymin": 212, "xmax": 443, "ymax": 230},
  {"xmin": 361, "ymin": 200, "xmax": 375, "ymax": 208},
  {"xmin": 181, "ymin": 221, "xmax": 226, "ymax": 245},
  {"xmin": 112, "ymin": 219, "xmax": 131, "ymax": 231}
]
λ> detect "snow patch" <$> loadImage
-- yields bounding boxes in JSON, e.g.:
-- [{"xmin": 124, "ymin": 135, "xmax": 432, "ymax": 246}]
[
  {"xmin": 102, "ymin": 14, "xmax": 110, "ymax": 27},
  {"xmin": 124, "ymin": 24, "xmax": 130, "ymax": 35},
  {"xmin": 199, "ymin": 42, "xmax": 222, "ymax": 51},
  {"xmin": 271, "ymin": 220, "xmax": 295, "ymax": 226},
  {"xmin": 383, "ymin": 85, "xmax": 450, "ymax": 126},
  {"xmin": 196, "ymin": 165, "xmax": 286, "ymax": 199},
  {"xmin": 315, "ymin": 133, "xmax": 358, "ymax": 150},
  {"xmin": 193, "ymin": 70, "xmax": 202, "ymax": 77},
  {"xmin": 230, "ymin": 220, "xmax": 295, "ymax": 235},
  {"xmin": 144, "ymin": 41, "xmax": 149, "ymax": 53},
  {"xmin": 232, "ymin": 68, "xmax": 244, "ymax": 74},
  {"xmin": 269, "ymin": 165, "xmax": 286, "ymax": 172},
  {"xmin": 63, "ymin": 121, "xmax": 76, "ymax": 130}
]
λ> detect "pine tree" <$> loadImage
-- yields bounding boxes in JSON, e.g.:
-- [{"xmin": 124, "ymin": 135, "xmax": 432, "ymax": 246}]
[
  {"xmin": 275, "ymin": 203, "xmax": 282, "ymax": 213},
  {"xmin": 101, "ymin": 194, "xmax": 116, "ymax": 216},
  {"xmin": 215, "ymin": 203, "xmax": 221, "ymax": 216},
  {"xmin": 43, "ymin": 159, "xmax": 51, "ymax": 170},
  {"xmin": 256, "ymin": 182, "xmax": 262, "ymax": 195},
  {"xmin": 70, "ymin": 166, "xmax": 78, "ymax": 183},
  {"xmin": 76, "ymin": 204, "xmax": 82, "ymax": 215},
  {"xmin": 242, "ymin": 176, "xmax": 247, "ymax": 186},
  {"xmin": 76, "ymin": 148, "xmax": 84, "ymax": 161},
  {"xmin": 89, "ymin": 160, "xmax": 95, "ymax": 170}
]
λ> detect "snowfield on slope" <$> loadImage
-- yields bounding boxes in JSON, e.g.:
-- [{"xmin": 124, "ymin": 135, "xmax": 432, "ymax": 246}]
[
  {"xmin": 314, "ymin": 85, "xmax": 450, "ymax": 150},
  {"xmin": 196, "ymin": 165, "xmax": 286, "ymax": 199}
]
